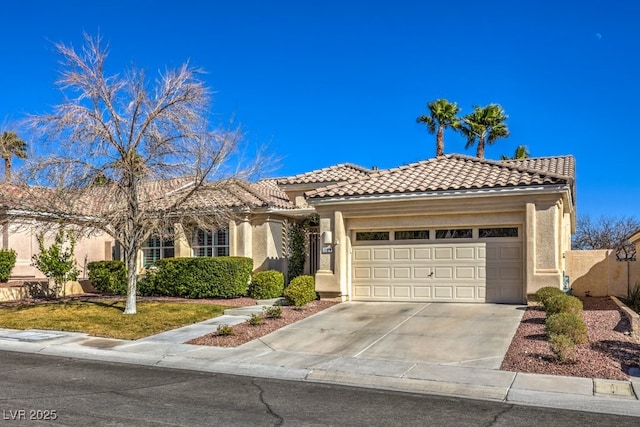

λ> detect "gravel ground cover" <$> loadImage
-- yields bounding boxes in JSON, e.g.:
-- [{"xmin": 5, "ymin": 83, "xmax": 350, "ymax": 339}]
[{"xmin": 500, "ymin": 296, "xmax": 640, "ymax": 380}]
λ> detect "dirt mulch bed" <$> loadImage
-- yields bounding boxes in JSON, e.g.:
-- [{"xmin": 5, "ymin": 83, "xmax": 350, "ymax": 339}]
[
  {"xmin": 500, "ymin": 296, "xmax": 640, "ymax": 380},
  {"xmin": 187, "ymin": 300, "xmax": 337, "ymax": 347}
]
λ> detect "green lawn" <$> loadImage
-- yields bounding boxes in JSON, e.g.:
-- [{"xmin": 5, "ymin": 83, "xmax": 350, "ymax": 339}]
[{"xmin": 0, "ymin": 300, "xmax": 229, "ymax": 340}]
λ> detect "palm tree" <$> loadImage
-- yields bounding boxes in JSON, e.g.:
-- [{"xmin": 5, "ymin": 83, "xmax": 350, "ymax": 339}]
[
  {"xmin": 0, "ymin": 131, "xmax": 27, "ymax": 182},
  {"xmin": 501, "ymin": 145, "xmax": 530, "ymax": 160},
  {"xmin": 459, "ymin": 104, "xmax": 509, "ymax": 158},
  {"xmin": 416, "ymin": 99, "xmax": 461, "ymax": 157}
]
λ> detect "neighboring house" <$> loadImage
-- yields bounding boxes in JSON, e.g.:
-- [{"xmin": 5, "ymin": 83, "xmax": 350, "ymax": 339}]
[
  {"xmin": 629, "ymin": 228, "xmax": 640, "ymax": 251},
  {"xmin": 0, "ymin": 154, "xmax": 576, "ymax": 304}
]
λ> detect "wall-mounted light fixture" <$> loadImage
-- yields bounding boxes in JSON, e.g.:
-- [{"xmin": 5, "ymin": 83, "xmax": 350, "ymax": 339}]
[{"xmin": 322, "ymin": 231, "xmax": 333, "ymax": 245}]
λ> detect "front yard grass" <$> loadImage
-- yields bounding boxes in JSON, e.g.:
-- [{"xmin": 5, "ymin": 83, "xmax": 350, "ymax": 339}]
[{"xmin": 0, "ymin": 300, "xmax": 228, "ymax": 340}]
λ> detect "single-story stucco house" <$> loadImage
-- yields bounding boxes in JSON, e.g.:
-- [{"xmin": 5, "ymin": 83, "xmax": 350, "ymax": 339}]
[{"xmin": 0, "ymin": 153, "xmax": 575, "ymax": 304}]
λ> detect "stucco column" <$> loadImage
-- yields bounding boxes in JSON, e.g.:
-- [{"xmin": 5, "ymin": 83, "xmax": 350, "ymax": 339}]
[
  {"xmin": 230, "ymin": 215, "xmax": 252, "ymax": 258},
  {"xmin": 315, "ymin": 212, "xmax": 341, "ymax": 298},
  {"xmin": 525, "ymin": 202, "xmax": 536, "ymax": 298},
  {"xmin": 527, "ymin": 200, "xmax": 563, "ymax": 294},
  {"xmin": 173, "ymin": 223, "xmax": 191, "ymax": 257}
]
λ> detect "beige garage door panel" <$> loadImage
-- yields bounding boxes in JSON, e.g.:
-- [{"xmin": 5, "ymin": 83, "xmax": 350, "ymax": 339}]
[
  {"xmin": 485, "ymin": 242, "xmax": 523, "ymax": 303},
  {"xmin": 352, "ymin": 243, "xmax": 487, "ymax": 302}
]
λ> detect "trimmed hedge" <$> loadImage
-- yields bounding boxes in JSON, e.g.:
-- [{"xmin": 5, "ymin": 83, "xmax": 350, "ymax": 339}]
[
  {"xmin": 545, "ymin": 312, "xmax": 588, "ymax": 345},
  {"xmin": 248, "ymin": 270, "xmax": 285, "ymax": 300},
  {"xmin": 284, "ymin": 275, "xmax": 316, "ymax": 307},
  {"xmin": 142, "ymin": 257, "xmax": 252, "ymax": 298},
  {"xmin": 0, "ymin": 249, "xmax": 17, "ymax": 282},
  {"xmin": 87, "ymin": 260, "xmax": 127, "ymax": 295},
  {"xmin": 544, "ymin": 294, "xmax": 583, "ymax": 316},
  {"xmin": 535, "ymin": 286, "xmax": 565, "ymax": 305}
]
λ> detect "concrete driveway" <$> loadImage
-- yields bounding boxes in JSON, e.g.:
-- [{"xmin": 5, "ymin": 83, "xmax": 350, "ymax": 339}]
[{"xmin": 244, "ymin": 302, "xmax": 525, "ymax": 369}]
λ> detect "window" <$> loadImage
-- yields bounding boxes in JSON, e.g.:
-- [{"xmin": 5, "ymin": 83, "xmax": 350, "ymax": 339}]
[
  {"xmin": 192, "ymin": 227, "xmax": 229, "ymax": 257},
  {"xmin": 395, "ymin": 230, "xmax": 430, "ymax": 240},
  {"xmin": 479, "ymin": 227, "xmax": 519, "ymax": 238},
  {"xmin": 142, "ymin": 235, "xmax": 174, "ymax": 266},
  {"xmin": 355, "ymin": 231, "xmax": 389, "ymax": 241},
  {"xmin": 435, "ymin": 228, "xmax": 472, "ymax": 239}
]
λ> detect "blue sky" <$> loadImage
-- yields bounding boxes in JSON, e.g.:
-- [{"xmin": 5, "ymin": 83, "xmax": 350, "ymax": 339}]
[{"xmin": 1, "ymin": 0, "xmax": 638, "ymax": 219}]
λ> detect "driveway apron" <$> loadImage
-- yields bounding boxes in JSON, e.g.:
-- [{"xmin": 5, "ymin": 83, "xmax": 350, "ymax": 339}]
[{"xmin": 247, "ymin": 302, "xmax": 525, "ymax": 369}]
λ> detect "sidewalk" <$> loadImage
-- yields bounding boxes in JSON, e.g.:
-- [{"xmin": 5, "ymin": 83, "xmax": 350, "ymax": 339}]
[{"xmin": 0, "ymin": 304, "xmax": 639, "ymax": 418}]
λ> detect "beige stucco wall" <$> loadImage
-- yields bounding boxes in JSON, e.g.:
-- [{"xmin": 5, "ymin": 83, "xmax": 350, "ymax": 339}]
[
  {"xmin": 312, "ymin": 190, "xmax": 572, "ymax": 302},
  {"xmin": 4, "ymin": 219, "xmax": 112, "ymax": 280},
  {"xmin": 566, "ymin": 249, "xmax": 640, "ymax": 297}
]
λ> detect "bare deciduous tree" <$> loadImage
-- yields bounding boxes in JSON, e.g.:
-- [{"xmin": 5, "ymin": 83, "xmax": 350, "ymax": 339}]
[
  {"xmin": 572, "ymin": 214, "xmax": 639, "ymax": 261},
  {"xmin": 22, "ymin": 34, "xmax": 267, "ymax": 314}
]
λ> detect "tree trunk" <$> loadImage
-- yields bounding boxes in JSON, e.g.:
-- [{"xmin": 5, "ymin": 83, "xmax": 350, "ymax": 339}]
[
  {"xmin": 123, "ymin": 170, "xmax": 140, "ymax": 315},
  {"xmin": 436, "ymin": 127, "xmax": 445, "ymax": 157},
  {"xmin": 123, "ymin": 241, "xmax": 138, "ymax": 314},
  {"xmin": 4, "ymin": 158, "xmax": 10, "ymax": 182},
  {"xmin": 476, "ymin": 135, "xmax": 485, "ymax": 158}
]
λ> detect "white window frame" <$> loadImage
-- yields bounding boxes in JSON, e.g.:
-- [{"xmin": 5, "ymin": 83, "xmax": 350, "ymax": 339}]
[
  {"xmin": 192, "ymin": 227, "xmax": 229, "ymax": 257},
  {"xmin": 142, "ymin": 235, "xmax": 175, "ymax": 266}
]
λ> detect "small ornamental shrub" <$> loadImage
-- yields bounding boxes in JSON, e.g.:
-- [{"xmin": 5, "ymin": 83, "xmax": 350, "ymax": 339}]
[
  {"xmin": 248, "ymin": 270, "xmax": 285, "ymax": 300},
  {"xmin": 284, "ymin": 275, "xmax": 316, "ymax": 307},
  {"xmin": 247, "ymin": 313, "xmax": 264, "ymax": 326},
  {"xmin": 87, "ymin": 260, "xmax": 127, "ymax": 295},
  {"xmin": 216, "ymin": 324, "xmax": 233, "ymax": 336},
  {"xmin": 627, "ymin": 282, "xmax": 640, "ymax": 313},
  {"xmin": 0, "ymin": 249, "xmax": 17, "ymax": 282},
  {"xmin": 545, "ymin": 312, "xmax": 588, "ymax": 345},
  {"xmin": 544, "ymin": 294, "xmax": 583, "ymax": 316},
  {"xmin": 535, "ymin": 287, "xmax": 565, "ymax": 305},
  {"xmin": 263, "ymin": 305, "xmax": 283, "ymax": 319},
  {"xmin": 549, "ymin": 333, "xmax": 577, "ymax": 364},
  {"xmin": 31, "ymin": 230, "xmax": 79, "ymax": 299}
]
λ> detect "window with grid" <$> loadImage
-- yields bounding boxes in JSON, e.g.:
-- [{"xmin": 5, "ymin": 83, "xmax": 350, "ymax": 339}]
[
  {"xmin": 142, "ymin": 235, "xmax": 175, "ymax": 266},
  {"xmin": 192, "ymin": 228, "xmax": 229, "ymax": 257}
]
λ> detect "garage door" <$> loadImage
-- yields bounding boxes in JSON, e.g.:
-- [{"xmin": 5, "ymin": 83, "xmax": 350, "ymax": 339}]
[
  {"xmin": 352, "ymin": 238, "xmax": 523, "ymax": 303},
  {"xmin": 352, "ymin": 243, "xmax": 486, "ymax": 302}
]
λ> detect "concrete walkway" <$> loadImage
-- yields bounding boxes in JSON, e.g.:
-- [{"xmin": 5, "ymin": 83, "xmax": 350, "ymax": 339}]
[{"xmin": 0, "ymin": 302, "xmax": 638, "ymax": 418}]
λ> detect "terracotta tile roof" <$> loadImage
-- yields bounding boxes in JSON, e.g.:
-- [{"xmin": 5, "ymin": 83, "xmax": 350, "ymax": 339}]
[
  {"xmin": 501, "ymin": 156, "xmax": 575, "ymax": 179},
  {"xmin": 276, "ymin": 163, "xmax": 373, "ymax": 185},
  {"xmin": 153, "ymin": 179, "xmax": 294, "ymax": 211},
  {"xmin": 306, "ymin": 154, "xmax": 575, "ymax": 199},
  {"xmin": 0, "ymin": 177, "xmax": 294, "ymax": 218}
]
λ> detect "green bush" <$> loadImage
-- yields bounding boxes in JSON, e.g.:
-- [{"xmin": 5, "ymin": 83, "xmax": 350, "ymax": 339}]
[
  {"xmin": 263, "ymin": 305, "xmax": 283, "ymax": 318},
  {"xmin": 248, "ymin": 270, "xmax": 285, "ymax": 299},
  {"xmin": 147, "ymin": 257, "xmax": 252, "ymax": 298},
  {"xmin": 549, "ymin": 333, "xmax": 577, "ymax": 364},
  {"xmin": 535, "ymin": 286, "xmax": 565, "ymax": 305},
  {"xmin": 217, "ymin": 324, "xmax": 233, "ymax": 336},
  {"xmin": 544, "ymin": 294, "xmax": 583, "ymax": 316},
  {"xmin": 284, "ymin": 275, "xmax": 316, "ymax": 307},
  {"xmin": 0, "ymin": 249, "xmax": 17, "ymax": 282},
  {"xmin": 247, "ymin": 313, "xmax": 264, "ymax": 326},
  {"xmin": 545, "ymin": 312, "xmax": 588, "ymax": 345},
  {"xmin": 87, "ymin": 261, "xmax": 127, "ymax": 295}
]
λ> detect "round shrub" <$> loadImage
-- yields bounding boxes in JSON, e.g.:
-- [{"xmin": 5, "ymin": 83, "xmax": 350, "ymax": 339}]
[
  {"xmin": 544, "ymin": 294, "xmax": 583, "ymax": 316},
  {"xmin": 0, "ymin": 249, "xmax": 17, "ymax": 282},
  {"xmin": 87, "ymin": 260, "xmax": 127, "ymax": 295},
  {"xmin": 284, "ymin": 275, "xmax": 316, "ymax": 307},
  {"xmin": 549, "ymin": 333, "xmax": 577, "ymax": 364},
  {"xmin": 535, "ymin": 286, "xmax": 565, "ymax": 305},
  {"xmin": 248, "ymin": 270, "xmax": 285, "ymax": 300},
  {"xmin": 263, "ymin": 305, "xmax": 282, "ymax": 318},
  {"xmin": 545, "ymin": 312, "xmax": 588, "ymax": 345}
]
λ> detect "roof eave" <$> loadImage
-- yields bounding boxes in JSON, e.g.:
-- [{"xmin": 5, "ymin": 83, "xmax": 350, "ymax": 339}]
[{"xmin": 307, "ymin": 185, "xmax": 573, "ymax": 206}]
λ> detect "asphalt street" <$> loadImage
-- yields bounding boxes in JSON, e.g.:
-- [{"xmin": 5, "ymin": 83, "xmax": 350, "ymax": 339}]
[{"xmin": 0, "ymin": 350, "xmax": 638, "ymax": 427}]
